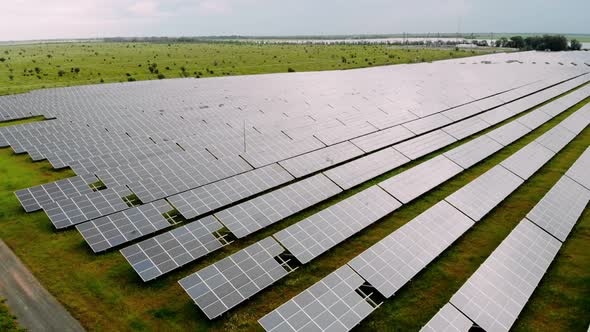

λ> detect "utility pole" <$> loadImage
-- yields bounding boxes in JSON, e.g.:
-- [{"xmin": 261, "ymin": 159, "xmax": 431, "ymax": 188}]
[{"xmin": 243, "ymin": 119, "xmax": 246, "ymax": 153}]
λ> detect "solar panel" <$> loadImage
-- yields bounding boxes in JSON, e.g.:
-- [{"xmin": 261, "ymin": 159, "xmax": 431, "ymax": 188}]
[
  {"xmin": 526, "ymin": 176, "xmax": 590, "ymax": 242},
  {"xmin": 420, "ymin": 303, "xmax": 473, "ymax": 332},
  {"xmin": 517, "ymin": 109, "xmax": 553, "ymax": 130},
  {"xmin": 378, "ymin": 155, "xmax": 463, "ymax": 204},
  {"xmin": 534, "ymin": 124, "xmax": 577, "ymax": 153},
  {"xmin": 348, "ymin": 200, "xmax": 473, "ymax": 297},
  {"xmin": 486, "ymin": 121, "xmax": 531, "ymax": 146},
  {"xmin": 167, "ymin": 164, "xmax": 294, "ymax": 220},
  {"xmin": 566, "ymin": 147, "xmax": 590, "ymax": 189},
  {"xmin": 500, "ymin": 141, "xmax": 555, "ymax": 180},
  {"xmin": 450, "ymin": 220, "xmax": 561, "ymax": 332},
  {"xmin": 442, "ymin": 116, "xmax": 491, "ymax": 140},
  {"xmin": 120, "ymin": 216, "xmax": 226, "ymax": 281},
  {"xmin": 241, "ymin": 137, "xmax": 326, "ymax": 169},
  {"xmin": 278, "ymin": 142, "xmax": 364, "ymax": 178},
  {"xmin": 442, "ymin": 102, "xmax": 482, "ymax": 121},
  {"xmin": 558, "ymin": 103, "xmax": 590, "ymax": 135},
  {"xmin": 43, "ymin": 186, "xmax": 132, "ymax": 229},
  {"xmin": 314, "ymin": 121, "xmax": 376, "ymax": 146},
  {"xmin": 274, "ymin": 186, "xmax": 401, "ymax": 264},
  {"xmin": 367, "ymin": 109, "xmax": 417, "ymax": 130},
  {"xmin": 178, "ymin": 237, "xmax": 290, "ymax": 319},
  {"xmin": 350, "ymin": 125, "xmax": 414, "ymax": 153},
  {"xmin": 126, "ymin": 156, "xmax": 253, "ymax": 203},
  {"xmin": 324, "ymin": 148, "xmax": 410, "ymax": 190},
  {"xmin": 444, "ymin": 135, "xmax": 503, "ymax": 169},
  {"xmin": 14, "ymin": 173, "xmax": 97, "ymax": 212},
  {"xmin": 76, "ymin": 200, "xmax": 173, "ymax": 252},
  {"xmin": 215, "ymin": 174, "xmax": 342, "ymax": 238},
  {"xmin": 393, "ymin": 130, "xmax": 457, "ymax": 160},
  {"xmin": 402, "ymin": 113, "xmax": 453, "ymax": 135},
  {"xmin": 258, "ymin": 265, "xmax": 375, "ymax": 332},
  {"xmin": 445, "ymin": 165, "xmax": 524, "ymax": 221},
  {"xmin": 477, "ymin": 106, "xmax": 516, "ymax": 125}
]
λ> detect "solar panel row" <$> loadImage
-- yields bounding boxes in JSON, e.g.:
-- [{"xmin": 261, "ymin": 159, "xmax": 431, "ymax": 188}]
[{"xmin": 258, "ymin": 99, "xmax": 589, "ymax": 331}]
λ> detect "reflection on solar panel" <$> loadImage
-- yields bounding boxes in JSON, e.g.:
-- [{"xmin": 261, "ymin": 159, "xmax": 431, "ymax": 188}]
[
  {"xmin": 420, "ymin": 303, "xmax": 473, "ymax": 332},
  {"xmin": 216, "ymin": 174, "xmax": 341, "ymax": 238},
  {"xmin": 534, "ymin": 124, "xmax": 577, "ymax": 153},
  {"xmin": 167, "ymin": 164, "xmax": 294, "ymax": 220},
  {"xmin": 258, "ymin": 265, "xmax": 375, "ymax": 332},
  {"xmin": 14, "ymin": 173, "xmax": 97, "ymax": 212},
  {"xmin": 76, "ymin": 200, "xmax": 173, "ymax": 252},
  {"xmin": 274, "ymin": 186, "xmax": 401, "ymax": 264},
  {"xmin": 500, "ymin": 141, "xmax": 555, "ymax": 180},
  {"xmin": 44, "ymin": 185, "xmax": 132, "ymax": 229},
  {"xmin": 393, "ymin": 130, "xmax": 457, "ymax": 160},
  {"xmin": 178, "ymin": 237, "xmax": 291, "ymax": 319},
  {"xmin": 450, "ymin": 220, "xmax": 561, "ymax": 332},
  {"xmin": 445, "ymin": 165, "xmax": 523, "ymax": 221},
  {"xmin": 350, "ymin": 125, "xmax": 414, "ymax": 153},
  {"xmin": 278, "ymin": 142, "xmax": 364, "ymax": 178},
  {"xmin": 378, "ymin": 155, "xmax": 463, "ymax": 204},
  {"xmin": 120, "ymin": 216, "xmax": 226, "ymax": 281},
  {"xmin": 444, "ymin": 135, "xmax": 503, "ymax": 169},
  {"xmin": 348, "ymin": 201, "xmax": 473, "ymax": 298},
  {"xmin": 566, "ymin": 147, "xmax": 590, "ymax": 189},
  {"xmin": 324, "ymin": 148, "xmax": 410, "ymax": 190},
  {"xmin": 527, "ymin": 176, "xmax": 590, "ymax": 242}
]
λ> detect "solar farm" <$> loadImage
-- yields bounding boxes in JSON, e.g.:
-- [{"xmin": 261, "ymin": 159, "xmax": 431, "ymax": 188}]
[{"xmin": 1, "ymin": 50, "xmax": 589, "ymax": 331}]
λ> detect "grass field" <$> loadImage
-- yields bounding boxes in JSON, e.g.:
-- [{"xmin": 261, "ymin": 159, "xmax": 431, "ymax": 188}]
[
  {"xmin": 0, "ymin": 298, "xmax": 23, "ymax": 332},
  {"xmin": 0, "ymin": 42, "xmax": 493, "ymax": 95},
  {"xmin": 0, "ymin": 71, "xmax": 588, "ymax": 332}
]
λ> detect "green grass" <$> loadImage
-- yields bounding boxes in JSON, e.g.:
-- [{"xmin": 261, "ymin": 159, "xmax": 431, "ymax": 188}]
[
  {"xmin": 0, "ymin": 42, "xmax": 493, "ymax": 95},
  {"xmin": 0, "ymin": 85, "xmax": 588, "ymax": 331},
  {"xmin": 0, "ymin": 298, "xmax": 24, "ymax": 332}
]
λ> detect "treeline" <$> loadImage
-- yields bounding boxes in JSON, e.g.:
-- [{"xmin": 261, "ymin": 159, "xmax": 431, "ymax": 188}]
[{"xmin": 495, "ymin": 35, "xmax": 583, "ymax": 51}]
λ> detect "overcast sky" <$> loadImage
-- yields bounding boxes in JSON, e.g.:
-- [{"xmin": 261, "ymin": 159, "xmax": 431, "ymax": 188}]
[{"xmin": 0, "ymin": 0, "xmax": 588, "ymax": 41}]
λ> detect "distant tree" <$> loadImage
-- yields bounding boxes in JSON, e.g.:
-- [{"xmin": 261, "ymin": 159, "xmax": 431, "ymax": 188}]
[
  {"xmin": 287, "ymin": 67, "xmax": 295, "ymax": 72},
  {"xmin": 8, "ymin": 74, "xmax": 14, "ymax": 81},
  {"xmin": 73, "ymin": 67, "xmax": 80, "ymax": 74},
  {"xmin": 570, "ymin": 39, "xmax": 582, "ymax": 50},
  {"xmin": 157, "ymin": 73, "xmax": 165, "ymax": 79},
  {"xmin": 127, "ymin": 77, "xmax": 136, "ymax": 82},
  {"xmin": 0, "ymin": 57, "xmax": 5, "ymax": 62},
  {"xmin": 509, "ymin": 36, "xmax": 525, "ymax": 49},
  {"xmin": 57, "ymin": 70, "xmax": 65, "ymax": 77}
]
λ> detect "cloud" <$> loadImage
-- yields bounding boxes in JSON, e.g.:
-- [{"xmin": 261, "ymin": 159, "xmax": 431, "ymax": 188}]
[
  {"xmin": 0, "ymin": 0, "xmax": 587, "ymax": 41},
  {"xmin": 128, "ymin": 0, "xmax": 161, "ymax": 17},
  {"xmin": 197, "ymin": 0, "xmax": 232, "ymax": 14}
]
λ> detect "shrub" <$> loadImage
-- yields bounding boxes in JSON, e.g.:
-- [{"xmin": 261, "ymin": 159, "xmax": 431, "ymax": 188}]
[
  {"xmin": 570, "ymin": 39, "xmax": 582, "ymax": 51},
  {"xmin": 157, "ymin": 73, "xmax": 165, "ymax": 79},
  {"xmin": 57, "ymin": 70, "xmax": 65, "ymax": 77},
  {"xmin": 287, "ymin": 67, "xmax": 295, "ymax": 72}
]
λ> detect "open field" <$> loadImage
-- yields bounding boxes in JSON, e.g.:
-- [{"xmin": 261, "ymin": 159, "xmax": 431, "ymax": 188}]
[
  {"xmin": 0, "ymin": 42, "xmax": 494, "ymax": 95},
  {"xmin": 0, "ymin": 75, "xmax": 589, "ymax": 332}
]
